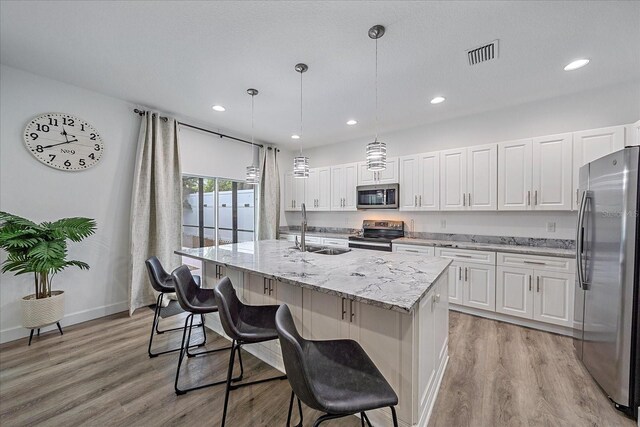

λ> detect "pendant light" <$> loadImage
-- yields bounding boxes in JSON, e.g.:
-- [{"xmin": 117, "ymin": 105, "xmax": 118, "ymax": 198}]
[
  {"xmin": 245, "ymin": 88, "xmax": 260, "ymax": 184},
  {"xmin": 366, "ymin": 25, "xmax": 387, "ymax": 171},
  {"xmin": 293, "ymin": 63, "xmax": 309, "ymax": 178}
]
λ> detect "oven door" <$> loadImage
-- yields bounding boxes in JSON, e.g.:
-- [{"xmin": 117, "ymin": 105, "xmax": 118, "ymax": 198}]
[
  {"xmin": 348, "ymin": 240, "xmax": 393, "ymax": 252},
  {"xmin": 356, "ymin": 184, "xmax": 398, "ymax": 209}
]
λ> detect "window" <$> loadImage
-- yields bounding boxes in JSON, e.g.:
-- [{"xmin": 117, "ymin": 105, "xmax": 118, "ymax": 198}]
[{"xmin": 182, "ymin": 175, "xmax": 255, "ymax": 248}]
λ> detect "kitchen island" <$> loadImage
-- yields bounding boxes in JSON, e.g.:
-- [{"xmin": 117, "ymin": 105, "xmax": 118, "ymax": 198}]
[{"xmin": 177, "ymin": 240, "xmax": 451, "ymax": 427}]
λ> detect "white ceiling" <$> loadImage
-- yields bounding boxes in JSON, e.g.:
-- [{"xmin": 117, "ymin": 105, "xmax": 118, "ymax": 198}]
[{"xmin": 1, "ymin": 1, "xmax": 639, "ymax": 149}]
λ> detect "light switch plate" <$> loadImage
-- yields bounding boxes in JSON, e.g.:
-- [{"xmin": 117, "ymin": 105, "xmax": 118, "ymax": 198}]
[{"xmin": 546, "ymin": 222, "xmax": 556, "ymax": 233}]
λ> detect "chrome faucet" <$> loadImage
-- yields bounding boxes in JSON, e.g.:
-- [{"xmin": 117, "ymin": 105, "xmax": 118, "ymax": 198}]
[{"xmin": 300, "ymin": 203, "xmax": 307, "ymax": 251}]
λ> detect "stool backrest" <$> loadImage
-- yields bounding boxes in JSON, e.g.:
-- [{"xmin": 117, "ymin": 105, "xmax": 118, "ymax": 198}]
[
  {"xmin": 275, "ymin": 305, "xmax": 322, "ymax": 411},
  {"xmin": 171, "ymin": 265, "xmax": 200, "ymax": 312},
  {"xmin": 213, "ymin": 277, "xmax": 243, "ymax": 341},
  {"xmin": 145, "ymin": 256, "xmax": 173, "ymax": 292}
]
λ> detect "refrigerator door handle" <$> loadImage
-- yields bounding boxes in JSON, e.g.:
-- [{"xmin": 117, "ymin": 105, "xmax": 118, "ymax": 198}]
[{"xmin": 575, "ymin": 190, "xmax": 590, "ymax": 289}]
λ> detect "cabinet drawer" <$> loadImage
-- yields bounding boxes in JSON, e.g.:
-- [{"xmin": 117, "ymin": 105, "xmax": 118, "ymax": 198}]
[
  {"xmin": 497, "ymin": 252, "xmax": 575, "ymax": 273},
  {"xmin": 322, "ymin": 238, "xmax": 348, "ymax": 248},
  {"xmin": 435, "ymin": 247, "xmax": 495, "ymax": 265},
  {"xmin": 394, "ymin": 244, "xmax": 435, "ymax": 256}
]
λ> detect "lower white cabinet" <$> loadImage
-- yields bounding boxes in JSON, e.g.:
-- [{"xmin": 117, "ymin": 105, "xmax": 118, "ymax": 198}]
[
  {"xmin": 533, "ymin": 270, "xmax": 574, "ymax": 327},
  {"xmin": 496, "ymin": 266, "xmax": 535, "ymax": 319}
]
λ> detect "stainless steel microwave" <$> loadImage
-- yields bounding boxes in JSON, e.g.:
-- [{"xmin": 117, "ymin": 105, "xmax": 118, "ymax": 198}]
[{"xmin": 356, "ymin": 184, "xmax": 399, "ymax": 209}]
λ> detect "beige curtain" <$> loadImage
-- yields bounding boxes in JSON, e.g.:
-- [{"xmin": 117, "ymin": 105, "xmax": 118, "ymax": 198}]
[
  {"xmin": 258, "ymin": 146, "xmax": 280, "ymax": 240},
  {"xmin": 128, "ymin": 112, "xmax": 182, "ymax": 314}
]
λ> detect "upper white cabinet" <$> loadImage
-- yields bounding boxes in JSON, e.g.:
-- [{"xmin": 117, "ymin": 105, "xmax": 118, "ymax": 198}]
[
  {"xmin": 626, "ymin": 120, "xmax": 640, "ymax": 147},
  {"xmin": 440, "ymin": 144, "xmax": 496, "ymax": 211},
  {"xmin": 330, "ymin": 163, "xmax": 357, "ymax": 211},
  {"xmin": 572, "ymin": 126, "xmax": 625, "ymax": 209},
  {"xmin": 498, "ymin": 134, "xmax": 572, "ymax": 211},
  {"xmin": 357, "ymin": 157, "xmax": 399, "ymax": 185},
  {"xmin": 399, "ymin": 152, "xmax": 440, "ymax": 211},
  {"xmin": 305, "ymin": 167, "xmax": 331, "ymax": 211},
  {"xmin": 284, "ymin": 171, "xmax": 306, "ymax": 212}
]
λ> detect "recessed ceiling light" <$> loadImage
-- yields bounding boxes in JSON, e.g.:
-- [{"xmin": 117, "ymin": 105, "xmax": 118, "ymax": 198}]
[
  {"xmin": 564, "ymin": 59, "xmax": 589, "ymax": 71},
  {"xmin": 346, "ymin": 119, "xmax": 358, "ymax": 126},
  {"xmin": 291, "ymin": 134, "xmax": 300, "ymax": 140},
  {"xmin": 430, "ymin": 96, "xmax": 446, "ymax": 104},
  {"xmin": 212, "ymin": 105, "xmax": 226, "ymax": 112}
]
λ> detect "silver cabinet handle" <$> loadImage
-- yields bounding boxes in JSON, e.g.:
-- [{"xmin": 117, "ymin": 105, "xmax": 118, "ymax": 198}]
[
  {"xmin": 465, "ymin": 267, "xmax": 468, "ymax": 282},
  {"xmin": 527, "ymin": 191, "xmax": 531, "ymax": 206},
  {"xmin": 454, "ymin": 254, "xmax": 472, "ymax": 258},
  {"xmin": 523, "ymin": 260, "xmax": 546, "ymax": 265},
  {"xmin": 534, "ymin": 190, "xmax": 538, "ymax": 205},
  {"xmin": 419, "ymin": 195, "xmax": 422, "ymax": 207},
  {"xmin": 350, "ymin": 299, "xmax": 355, "ymax": 322},
  {"xmin": 576, "ymin": 189, "xmax": 579, "ymax": 206},
  {"xmin": 341, "ymin": 298, "xmax": 346, "ymax": 320},
  {"xmin": 463, "ymin": 193, "xmax": 466, "ymax": 206},
  {"xmin": 263, "ymin": 277, "xmax": 268, "ymax": 294},
  {"xmin": 536, "ymin": 276, "xmax": 540, "ymax": 292},
  {"xmin": 415, "ymin": 195, "xmax": 417, "ymax": 207},
  {"xmin": 468, "ymin": 193, "xmax": 471, "ymax": 206},
  {"xmin": 405, "ymin": 249, "xmax": 419, "ymax": 253},
  {"xmin": 458, "ymin": 266, "xmax": 462, "ymax": 281},
  {"xmin": 269, "ymin": 279, "xmax": 274, "ymax": 296},
  {"xmin": 529, "ymin": 275, "xmax": 532, "ymax": 291}
]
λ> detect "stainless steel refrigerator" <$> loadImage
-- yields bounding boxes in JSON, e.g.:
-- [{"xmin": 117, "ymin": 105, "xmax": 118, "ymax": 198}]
[{"xmin": 574, "ymin": 146, "xmax": 640, "ymax": 419}]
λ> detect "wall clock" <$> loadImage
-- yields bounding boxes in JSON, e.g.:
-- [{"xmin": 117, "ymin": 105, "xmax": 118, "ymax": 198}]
[{"xmin": 23, "ymin": 113, "xmax": 104, "ymax": 171}]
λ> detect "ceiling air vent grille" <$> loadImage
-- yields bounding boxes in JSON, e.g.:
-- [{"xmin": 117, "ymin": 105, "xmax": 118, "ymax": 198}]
[{"xmin": 467, "ymin": 40, "xmax": 499, "ymax": 66}]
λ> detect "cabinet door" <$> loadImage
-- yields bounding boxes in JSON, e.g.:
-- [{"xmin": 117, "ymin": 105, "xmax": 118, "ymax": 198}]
[
  {"xmin": 316, "ymin": 167, "xmax": 331, "ymax": 211},
  {"xmin": 330, "ymin": 166, "xmax": 344, "ymax": 211},
  {"xmin": 305, "ymin": 168, "xmax": 319, "ymax": 211},
  {"xmin": 293, "ymin": 176, "xmax": 306, "ymax": 211},
  {"xmin": 243, "ymin": 273, "xmax": 269, "ymax": 306},
  {"xmin": 376, "ymin": 157, "xmax": 399, "ymax": 184},
  {"xmin": 626, "ymin": 120, "xmax": 640, "ymax": 147},
  {"xmin": 433, "ymin": 278, "xmax": 449, "ymax": 367},
  {"xmin": 440, "ymin": 148, "xmax": 467, "ymax": 210},
  {"xmin": 532, "ymin": 133, "xmax": 572, "ymax": 210},
  {"xmin": 496, "ymin": 266, "xmax": 533, "ymax": 319},
  {"xmin": 533, "ymin": 271, "xmax": 574, "ymax": 327},
  {"xmin": 357, "ymin": 162, "xmax": 376, "ymax": 185},
  {"xmin": 302, "ymin": 289, "xmax": 348, "ymax": 340},
  {"xmin": 418, "ymin": 151, "xmax": 440, "ymax": 211},
  {"xmin": 498, "ymin": 139, "xmax": 532, "ymax": 211},
  {"xmin": 399, "ymin": 155, "xmax": 419, "ymax": 211},
  {"xmin": 272, "ymin": 280, "xmax": 304, "ymax": 353},
  {"xmin": 284, "ymin": 172, "xmax": 294, "ymax": 211},
  {"xmin": 446, "ymin": 263, "xmax": 463, "ymax": 305},
  {"xmin": 462, "ymin": 263, "xmax": 496, "ymax": 311},
  {"xmin": 343, "ymin": 163, "xmax": 358, "ymax": 211},
  {"xmin": 467, "ymin": 144, "xmax": 497, "ymax": 210},
  {"xmin": 573, "ymin": 126, "xmax": 625, "ymax": 209}
]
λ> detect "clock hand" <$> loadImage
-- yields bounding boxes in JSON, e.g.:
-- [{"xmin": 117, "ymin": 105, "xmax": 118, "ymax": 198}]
[{"xmin": 41, "ymin": 139, "xmax": 78, "ymax": 149}]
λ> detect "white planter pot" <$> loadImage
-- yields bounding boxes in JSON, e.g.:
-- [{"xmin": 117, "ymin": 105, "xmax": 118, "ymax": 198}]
[{"xmin": 21, "ymin": 290, "xmax": 65, "ymax": 329}]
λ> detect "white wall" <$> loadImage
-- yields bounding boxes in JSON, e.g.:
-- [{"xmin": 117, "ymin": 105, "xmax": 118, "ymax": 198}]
[
  {"xmin": 285, "ymin": 81, "xmax": 640, "ymax": 239},
  {"xmin": 0, "ymin": 65, "xmax": 139, "ymax": 343}
]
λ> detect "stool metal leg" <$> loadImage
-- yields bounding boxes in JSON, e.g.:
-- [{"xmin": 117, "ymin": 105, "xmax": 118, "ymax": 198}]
[
  {"xmin": 56, "ymin": 322, "xmax": 63, "ymax": 335},
  {"xmin": 149, "ymin": 294, "xmax": 205, "ymax": 358},
  {"xmin": 390, "ymin": 406, "xmax": 398, "ymax": 427},
  {"xmin": 287, "ymin": 391, "xmax": 303, "ymax": 427},
  {"xmin": 362, "ymin": 412, "xmax": 373, "ymax": 427},
  {"xmin": 28, "ymin": 329, "xmax": 35, "ymax": 346},
  {"xmin": 360, "ymin": 412, "xmax": 366, "ymax": 427},
  {"xmin": 312, "ymin": 413, "xmax": 350, "ymax": 427}
]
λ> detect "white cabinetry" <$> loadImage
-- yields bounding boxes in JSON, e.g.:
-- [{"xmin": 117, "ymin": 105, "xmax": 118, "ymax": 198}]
[
  {"xmin": 440, "ymin": 144, "xmax": 497, "ymax": 211},
  {"xmin": 305, "ymin": 167, "xmax": 331, "ymax": 211},
  {"xmin": 330, "ymin": 163, "xmax": 357, "ymax": 211},
  {"xmin": 399, "ymin": 152, "xmax": 440, "ymax": 211},
  {"xmin": 393, "ymin": 244, "xmax": 435, "ymax": 256},
  {"xmin": 357, "ymin": 157, "xmax": 399, "ymax": 185},
  {"xmin": 627, "ymin": 120, "xmax": 640, "ymax": 147},
  {"xmin": 572, "ymin": 126, "xmax": 625, "ymax": 209},
  {"xmin": 496, "ymin": 253, "xmax": 575, "ymax": 327},
  {"xmin": 498, "ymin": 134, "xmax": 572, "ymax": 211},
  {"xmin": 284, "ymin": 172, "xmax": 306, "ymax": 211}
]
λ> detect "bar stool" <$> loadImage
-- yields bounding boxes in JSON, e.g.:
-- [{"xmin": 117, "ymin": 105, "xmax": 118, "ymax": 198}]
[
  {"xmin": 145, "ymin": 256, "xmax": 205, "ymax": 358},
  {"xmin": 213, "ymin": 277, "xmax": 288, "ymax": 427},
  {"xmin": 275, "ymin": 304, "xmax": 399, "ymax": 427},
  {"xmin": 171, "ymin": 265, "xmax": 237, "ymax": 395}
]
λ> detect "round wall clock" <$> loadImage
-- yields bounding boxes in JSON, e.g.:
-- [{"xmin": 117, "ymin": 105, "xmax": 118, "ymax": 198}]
[{"xmin": 23, "ymin": 113, "xmax": 104, "ymax": 171}]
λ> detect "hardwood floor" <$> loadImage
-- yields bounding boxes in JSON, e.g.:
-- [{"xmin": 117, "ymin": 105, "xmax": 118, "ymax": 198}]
[
  {"xmin": 429, "ymin": 311, "xmax": 635, "ymax": 427},
  {"xmin": 0, "ymin": 309, "xmax": 634, "ymax": 426}
]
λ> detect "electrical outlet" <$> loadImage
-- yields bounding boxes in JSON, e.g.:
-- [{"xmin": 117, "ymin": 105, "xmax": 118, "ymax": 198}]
[
  {"xmin": 441, "ymin": 220, "xmax": 446, "ymax": 229},
  {"xmin": 546, "ymin": 222, "xmax": 556, "ymax": 233}
]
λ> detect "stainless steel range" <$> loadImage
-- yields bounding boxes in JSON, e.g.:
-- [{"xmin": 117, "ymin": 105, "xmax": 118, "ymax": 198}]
[{"xmin": 348, "ymin": 220, "xmax": 404, "ymax": 252}]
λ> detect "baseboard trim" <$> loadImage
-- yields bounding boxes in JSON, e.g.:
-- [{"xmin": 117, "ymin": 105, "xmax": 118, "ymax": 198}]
[
  {"xmin": 0, "ymin": 301, "xmax": 128, "ymax": 344},
  {"xmin": 449, "ymin": 304, "xmax": 573, "ymax": 336}
]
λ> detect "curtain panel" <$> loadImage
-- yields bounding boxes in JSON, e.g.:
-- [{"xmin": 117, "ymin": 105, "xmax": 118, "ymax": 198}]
[
  {"xmin": 258, "ymin": 146, "xmax": 280, "ymax": 240},
  {"xmin": 129, "ymin": 112, "xmax": 182, "ymax": 314}
]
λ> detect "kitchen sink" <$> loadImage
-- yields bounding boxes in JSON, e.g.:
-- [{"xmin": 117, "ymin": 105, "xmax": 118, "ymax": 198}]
[{"xmin": 289, "ymin": 245, "xmax": 351, "ymax": 255}]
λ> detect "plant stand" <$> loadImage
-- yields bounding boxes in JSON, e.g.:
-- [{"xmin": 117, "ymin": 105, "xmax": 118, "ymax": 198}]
[{"xmin": 28, "ymin": 322, "xmax": 63, "ymax": 346}]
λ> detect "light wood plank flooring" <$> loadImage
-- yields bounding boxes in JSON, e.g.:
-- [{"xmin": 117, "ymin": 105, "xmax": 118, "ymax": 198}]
[{"xmin": 0, "ymin": 309, "xmax": 634, "ymax": 426}]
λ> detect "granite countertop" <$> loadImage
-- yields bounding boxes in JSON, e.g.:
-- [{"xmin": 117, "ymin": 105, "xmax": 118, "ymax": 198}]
[
  {"xmin": 392, "ymin": 237, "xmax": 575, "ymax": 258},
  {"xmin": 176, "ymin": 240, "xmax": 451, "ymax": 314},
  {"xmin": 280, "ymin": 230, "xmax": 355, "ymax": 239}
]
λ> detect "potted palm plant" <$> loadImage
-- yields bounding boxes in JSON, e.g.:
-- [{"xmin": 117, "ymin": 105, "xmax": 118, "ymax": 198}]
[{"xmin": 0, "ymin": 211, "xmax": 96, "ymax": 345}]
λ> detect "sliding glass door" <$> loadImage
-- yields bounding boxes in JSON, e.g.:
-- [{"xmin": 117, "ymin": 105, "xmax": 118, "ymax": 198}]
[{"xmin": 182, "ymin": 175, "xmax": 255, "ymax": 248}]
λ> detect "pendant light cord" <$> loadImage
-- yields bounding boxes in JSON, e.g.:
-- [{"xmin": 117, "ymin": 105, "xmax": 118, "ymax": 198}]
[
  {"xmin": 299, "ymin": 70, "xmax": 303, "ymax": 155},
  {"xmin": 250, "ymin": 93, "xmax": 255, "ymax": 165},
  {"xmin": 375, "ymin": 36, "xmax": 378, "ymax": 142}
]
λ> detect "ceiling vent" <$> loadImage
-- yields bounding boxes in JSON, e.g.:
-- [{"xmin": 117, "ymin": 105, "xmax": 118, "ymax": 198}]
[{"xmin": 467, "ymin": 40, "xmax": 499, "ymax": 66}]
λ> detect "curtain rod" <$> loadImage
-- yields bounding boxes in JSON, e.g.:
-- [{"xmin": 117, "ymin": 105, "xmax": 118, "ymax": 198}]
[{"xmin": 133, "ymin": 108, "xmax": 270, "ymax": 149}]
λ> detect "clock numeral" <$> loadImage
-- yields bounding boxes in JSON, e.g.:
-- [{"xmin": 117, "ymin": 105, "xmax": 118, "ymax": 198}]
[
  {"xmin": 64, "ymin": 160, "xmax": 71, "ymax": 167},
  {"xmin": 30, "ymin": 133, "xmax": 38, "ymax": 140},
  {"xmin": 79, "ymin": 159, "xmax": 86, "ymax": 166},
  {"xmin": 49, "ymin": 154, "xmax": 56, "ymax": 162},
  {"xmin": 94, "ymin": 144, "xmax": 101, "ymax": 151},
  {"xmin": 48, "ymin": 118, "xmax": 58, "ymax": 127},
  {"xmin": 80, "ymin": 124, "xmax": 85, "ymax": 131},
  {"xmin": 36, "ymin": 145, "xmax": 44, "ymax": 153},
  {"xmin": 90, "ymin": 133, "xmax": 97, "ymax": 140},
  {"xmin": 88, "ymin": 153, "xmax": 95, "ymax": 160},
  {"xmin": 62, "ymin": 117, "xmax": 74, "ymax": 126},
  {"xmin": 36, "ymin": 124, "xmax": 50, "ymax": 132}
]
